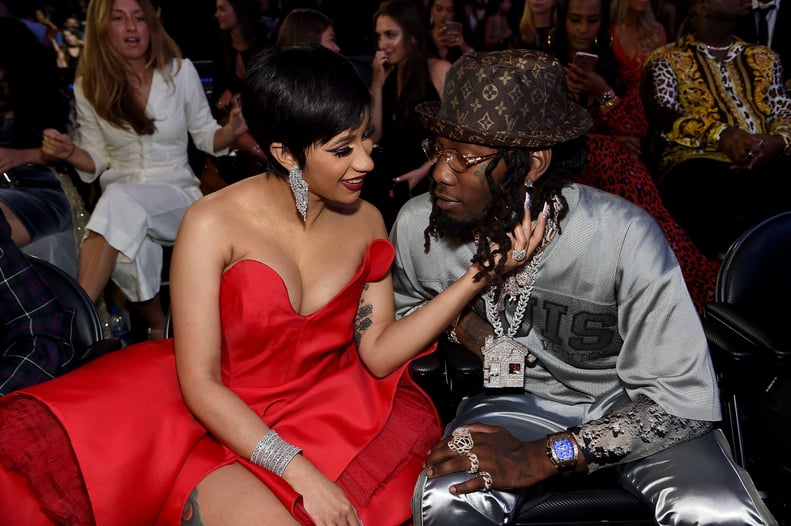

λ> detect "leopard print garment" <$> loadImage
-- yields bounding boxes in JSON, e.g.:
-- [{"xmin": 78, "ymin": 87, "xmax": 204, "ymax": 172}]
[{"xmin": 644, "ymin": 34, "xmax": 791, "ymax": 177}]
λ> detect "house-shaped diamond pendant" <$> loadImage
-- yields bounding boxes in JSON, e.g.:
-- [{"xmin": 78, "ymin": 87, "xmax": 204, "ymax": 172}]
[{"xmin": 483, "ymin": 335, "xmax": 529, "ymax": 388}]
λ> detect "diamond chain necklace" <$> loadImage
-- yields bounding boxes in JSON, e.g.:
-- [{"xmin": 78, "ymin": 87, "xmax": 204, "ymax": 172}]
[{"xmin": 484, "ymin": 195, "xmax": 561, "ymax": 339}]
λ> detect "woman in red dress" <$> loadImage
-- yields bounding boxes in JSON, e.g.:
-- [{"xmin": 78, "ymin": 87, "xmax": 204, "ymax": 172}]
[{"xmin": 0, "ymin": 44, "xmax": 545, "ymax": 526}]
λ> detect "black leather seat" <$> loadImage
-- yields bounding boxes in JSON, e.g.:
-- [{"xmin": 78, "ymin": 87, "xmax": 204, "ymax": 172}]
[
  {"xmin": 702, "ymin": 210, "xmax": 791, "ymax": 519},
  {"xmin": 410, "ymin": 339, "xmax": 655, "ymax": 525},
  {"xmin": 28, "ymin": 256, "xmax": 121, "ymax": 365}
]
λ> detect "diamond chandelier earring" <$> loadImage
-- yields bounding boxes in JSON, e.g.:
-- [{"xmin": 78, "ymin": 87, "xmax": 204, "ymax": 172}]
[{"xmin": 289, "ymin": 164, "xmax": 309, "ymax": 222}]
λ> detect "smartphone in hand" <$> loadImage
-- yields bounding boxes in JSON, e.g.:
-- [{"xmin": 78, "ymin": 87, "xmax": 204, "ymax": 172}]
[{"xmin": 572, "ymin": 51, "xmax": 598, "ymax": 71}]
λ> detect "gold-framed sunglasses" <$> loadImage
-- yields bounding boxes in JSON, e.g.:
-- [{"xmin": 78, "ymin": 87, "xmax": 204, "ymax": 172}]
[{"xmin": 421, "ymin": 138, "xmax": 497, "ymax": 174}]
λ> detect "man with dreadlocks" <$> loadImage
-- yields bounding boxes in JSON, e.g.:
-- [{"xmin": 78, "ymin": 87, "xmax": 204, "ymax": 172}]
[{"xmin": 391, "ymin": 49, "xmax": 776, "ymax": 525}]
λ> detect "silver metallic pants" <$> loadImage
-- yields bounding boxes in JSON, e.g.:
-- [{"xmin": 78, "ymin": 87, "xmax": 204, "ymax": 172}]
[{"xmin": 412, "ymin": 391, "xmax": 776, "ymax": 526}]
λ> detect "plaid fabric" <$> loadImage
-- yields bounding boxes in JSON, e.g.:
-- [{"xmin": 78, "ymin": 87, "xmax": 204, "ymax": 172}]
[{"xmin": 0, "ymin": 214, "xmax": 73, "ymax": 396}]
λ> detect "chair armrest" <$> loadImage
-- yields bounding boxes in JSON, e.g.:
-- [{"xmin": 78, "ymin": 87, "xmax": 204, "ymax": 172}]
[
  {"xmin": 77, "ymin": 337, "xmax": 123, "ymax": 365},
  {"xmin": 705, "ymin": 302, "xmax": 791, "ymax": 364},
  {"xmin": 444, "ymin": 340, "xmax": 483, "ymax": 399},
  {"xmin": 409, "ymin": 344, "xmax": 456, "ymax": 424}
]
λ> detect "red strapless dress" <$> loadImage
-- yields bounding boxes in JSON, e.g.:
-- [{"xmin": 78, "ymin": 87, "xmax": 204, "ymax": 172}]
[{"xmin": 0, "ymin": 238, "xmax": 441, "ymax": 525}]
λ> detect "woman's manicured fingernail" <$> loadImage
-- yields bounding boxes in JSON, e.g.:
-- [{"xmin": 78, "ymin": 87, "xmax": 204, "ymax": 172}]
[{"xmin": 542, "ymin": 202, "xmax": 550, "ymax": 218}]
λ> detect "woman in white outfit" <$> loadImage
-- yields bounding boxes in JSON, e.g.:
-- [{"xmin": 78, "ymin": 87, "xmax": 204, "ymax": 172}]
[{"xmin": 43, "ymin": 0, "xmax": 247, "ymax": 336}]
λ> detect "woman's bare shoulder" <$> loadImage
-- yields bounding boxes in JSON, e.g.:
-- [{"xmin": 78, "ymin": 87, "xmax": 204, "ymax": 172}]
[
  {"xmin": 353, "ymin": 198, "xmax": 389, "ymax": 238},
  {"xmin": 184, "ymin": 176, "xmax": 273, "ymax": 231}
]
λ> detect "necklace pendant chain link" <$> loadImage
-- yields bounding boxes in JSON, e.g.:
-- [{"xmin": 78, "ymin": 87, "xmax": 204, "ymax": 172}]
[{"xmin": 485, "ymin": 195, "xmax": 562, "ymax": 339}]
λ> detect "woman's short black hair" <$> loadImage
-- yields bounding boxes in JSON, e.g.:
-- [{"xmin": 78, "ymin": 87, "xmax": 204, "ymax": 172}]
[{"xmin": 243, "ymin": 44, "xmax": 370, "ymax": 177}]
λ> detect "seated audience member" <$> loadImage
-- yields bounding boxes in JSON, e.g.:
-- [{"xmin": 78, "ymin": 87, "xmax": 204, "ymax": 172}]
[
  {"xmin": 426, "ymin": 0, "xmax": 476, "ymax": 62},
  {"xmin": 34, "ymin": 6, "xmax": 60, "ymax": 40},
  {"xmin": 610, "ymin": 0, "xmax": 666, "ymax": 76},
  {"xmin": 56, "ymin": 15, "xmax": 84, "ymax": 46},
  {"xmin": 207, "ymin": 0, "xmax": 268, "ymax": 186},
  {"xmin": 549, "ymin": 0, "xmax": 718, "ymax": 310},
  {"xmin": 276, "ymin": 8, "xmax": 340, "ymax": 52},
  {"xmin": 736, "ymin": 0, "xmax": 789, "ymax": 87},
  {"xmin": 42, "ymin": 0, "xmax": 247, "ymax": 339},
  {"xmin": 0, "ymin": 16, "xmax": 73, "ymax": 251},
  {"xmin": 642, "ymin": 0, "xmax": 791, "ymax": 261},
  {"xmin": 53, "ymin": 25, "xmax": 84, "ymax": 85},
  {"xmin": 517, "ymin": 0, "xmax": 556, "ymax": 52},
  {"xmin": 1, "ymin": 211, "xmax": 72, "ymax": 397},
  {"xmin": 463, "ymin": 0, "xmax": 488, "ymax": 50},
  {"xmin": 365, "ymin": 0, "xmax": 451, "ymax": 231},
  {"xmin": 481, "ymin": 0, "xmax": 515, "ymax": 50},
  {"xmin": 3, "ymin": 0, "xmax": 52, "ymax": 47},
  {"xmin": 212, "ymin": 0, "xmax": 265, "ymax": 114},
  {"xmin": 0, "ymin": 44, "xmax": 534, "ymax": 526},
  {"xmin": 391, "ymin": 49, "xmax": 776, "ymax": 525}
]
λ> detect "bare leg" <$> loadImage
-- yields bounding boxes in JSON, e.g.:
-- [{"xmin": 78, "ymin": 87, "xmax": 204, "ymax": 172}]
[
  {"xmin": 187, "ymin": 462, "xmax": 300, "ymax": 526},
  {"xmin": 78, "ymin": 231, "xmax": 118, "ymax": 303},
  {"xmin": 131, "ymin": 293, "xmax": 166, "ymax": 338},
  {"xmin": 0, "ymin": 203, "xmax": 32, "ymax": 246}
]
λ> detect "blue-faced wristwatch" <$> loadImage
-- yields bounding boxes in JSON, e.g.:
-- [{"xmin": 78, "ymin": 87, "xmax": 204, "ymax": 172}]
[{"xmin": 546, "ymin": 432, "xmax": 579, "ymax": 474}]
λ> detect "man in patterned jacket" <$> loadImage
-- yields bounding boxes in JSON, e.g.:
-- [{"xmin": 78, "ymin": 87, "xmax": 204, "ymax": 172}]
[{"xmin": 642, "ymin": 0, "xmax": 791, "ymax": 260}]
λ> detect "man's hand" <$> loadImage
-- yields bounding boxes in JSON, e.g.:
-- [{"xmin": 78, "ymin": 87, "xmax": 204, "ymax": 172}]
[
  {"xmin": 424, "ymin": 423, "xmax": 556, "ymax": 494},
  {"xmin": 718, "ymin": 126, "xmax": 772, "ymax": 169}
]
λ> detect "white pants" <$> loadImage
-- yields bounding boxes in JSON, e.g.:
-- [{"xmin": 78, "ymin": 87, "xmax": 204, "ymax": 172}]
[
  {"xmin": 85, "ymin": 182, "xmax": 201, "ymax": 302},
  {"xmin": 413, "ymin": 391, "xmax": 776, "ymax": 526}
]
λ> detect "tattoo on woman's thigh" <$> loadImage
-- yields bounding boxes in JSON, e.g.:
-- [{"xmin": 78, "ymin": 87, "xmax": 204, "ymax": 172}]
[{"xmin": 181, "ymin": 488, "xmax": 204, "ymax": 526}]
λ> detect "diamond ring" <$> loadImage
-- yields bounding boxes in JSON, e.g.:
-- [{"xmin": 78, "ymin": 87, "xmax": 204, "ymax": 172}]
[
  {"xmin": 448, "ymin": 427, "xmax": 474, "ymax": 455},
  {"xmin": 478, "ymin": 470, "xmax": 493, "ymax": 491},
  {"xmin": 467, "ymin": 452, "xmax": 479, "ymax": 474},
  {"xmin": 512, "ymin": 248, "xmax": 527, "ymax": 262}
]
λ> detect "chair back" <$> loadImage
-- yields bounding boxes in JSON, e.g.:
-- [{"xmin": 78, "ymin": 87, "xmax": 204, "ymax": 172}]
[
  {"xmin": 27, "ymin": 256, "xmax": 103, "ymax": 359},
  {"xmin": 716, "ymin": 211, "xmax": 791, "ymax": 308}
]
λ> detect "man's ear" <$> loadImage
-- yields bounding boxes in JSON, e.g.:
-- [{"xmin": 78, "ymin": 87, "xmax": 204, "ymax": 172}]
[
  {"xmin": 527, "ymin": 149, "xmax": 552, "ymax": 183},
  {"xmin": 269, "ymin": 142, "xmax": 296, "ymax": 171}
]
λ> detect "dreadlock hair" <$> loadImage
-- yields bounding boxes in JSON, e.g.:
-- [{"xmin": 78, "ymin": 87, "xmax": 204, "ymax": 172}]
[{"xmin": 423, "ymin": 136, "xmax": 587, "ymax": 295}]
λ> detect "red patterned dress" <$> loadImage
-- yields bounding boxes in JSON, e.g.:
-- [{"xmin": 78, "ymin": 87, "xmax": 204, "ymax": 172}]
[{"xmin": 574, "ymin": 59, "xmax": 719, "ymax": 312}]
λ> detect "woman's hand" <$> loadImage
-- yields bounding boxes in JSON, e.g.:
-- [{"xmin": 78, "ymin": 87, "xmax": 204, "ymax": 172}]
[
  {"xmin": 474, "ymin": 199, "xmax": 549, "ymax": 280},
  {"xmin": 435, "ymin": 25, "xmax": 471, "ymax": 53},
  {"xmin": 41, "ymin": 129, "xmax": 76, "ymax": 161},
  {"xmin": 614, "ymin": 136, "xmax": 642, "ymax": 156},
  {"xmin": 371, "ymin": 50, "xmax": 394, "ymax": 93},
  {"xmin": 283, "ymin": 456, "xmax": 361, "ymax": 526},
  {"xmin": 226, "ymin": 95, "xmax": 247, "ymax": 139},
  {"xmin": 216, "ymin": 89, "xmax": 235, "ymax": 113},
  {"xmin": 0, "ymin": 147, "xmax": 26, "ymax": 173},
  {"xmin": 565, "ymin": 64, "xmax": 609, "ymax": 100},
  {"xmin": 424, "ymin": 423, "xmax": 554, "ymax": 494}
]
